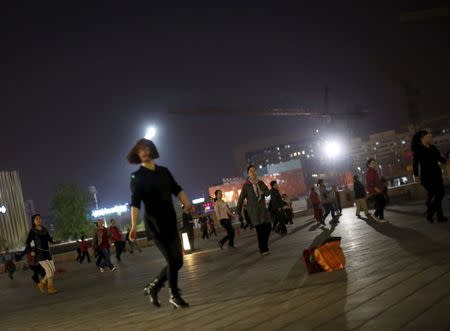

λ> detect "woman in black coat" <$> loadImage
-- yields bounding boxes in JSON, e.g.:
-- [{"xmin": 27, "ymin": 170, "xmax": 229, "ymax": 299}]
[{"xmin": 412, "ymin": 130, "xmax": 447, "ymax": 223}]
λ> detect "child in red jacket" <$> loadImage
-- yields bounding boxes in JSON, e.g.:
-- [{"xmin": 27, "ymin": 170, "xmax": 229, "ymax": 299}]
[{"xmin": 78, "ymin": 235, "xmax": 91, "ymax": 264}]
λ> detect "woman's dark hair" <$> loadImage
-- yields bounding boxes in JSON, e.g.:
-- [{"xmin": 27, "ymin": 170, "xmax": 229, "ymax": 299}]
[
  {"xmin": 366, "ymin": 158, "xmax": 376, "ymax": 168},
  {"xmin": 247, "ymin": 165, "xmax": 257, "ymax": 174},
  {"xmin": 270, "ymin": 180, "xmax": 277, "ymax": 188},
  {"xmin": 127, "ymin": 139, "xmax": 160, "ymax": 164},
  {"xmin": 81, "ymin": 235, "xmax": 85, "ymax": 240},
  {"xmin": 353, "ymin": 174, "xmax": 359, "ymax": 181},
  {"xmin": 31, "ymin": 214, "xmax": 41, "ymax": 228},
  {"xmin": 317, "ymin": 179, "xmax": 324, "ymax": 185},
  {"xmin": 411, "ymin": 130, "xmax": 429, "ymax": 153},
  {"xmin": 214, "ymin": 190, "xmax": 221, "ymax": 202}
]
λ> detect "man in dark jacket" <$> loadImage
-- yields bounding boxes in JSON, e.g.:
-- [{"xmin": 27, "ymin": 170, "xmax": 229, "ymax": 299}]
[
  {"xmin": 269, "ymin": 181, "xmax": 287, "ymax": 235},
  {"xmin": 353, "ymin": 174, "xmax": 370, "ymax": 218}
]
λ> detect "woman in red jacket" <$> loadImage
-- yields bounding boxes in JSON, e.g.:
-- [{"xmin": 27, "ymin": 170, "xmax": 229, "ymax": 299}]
[
  {"xmin": 310, "ymin": 185, "xmax": 324, "ymax": 224},
  {"xmin": 366, "ymin": 158, "xmax": 386, "ymax": 221}
]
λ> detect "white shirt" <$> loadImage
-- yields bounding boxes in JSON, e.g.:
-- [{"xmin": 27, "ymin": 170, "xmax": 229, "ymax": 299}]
[{"xmin": 215, "ymin": 200, "xmax": 230, "ymax": 221}]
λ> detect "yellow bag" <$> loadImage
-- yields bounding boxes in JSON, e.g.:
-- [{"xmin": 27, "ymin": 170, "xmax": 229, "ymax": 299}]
[{"xmin": 314, "ymin": 238, "xmax": 345, "ymax": 272}]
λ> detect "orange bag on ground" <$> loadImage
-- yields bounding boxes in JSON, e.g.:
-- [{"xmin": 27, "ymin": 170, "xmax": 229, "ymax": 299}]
[{"xmin": 314, "ymin": 237, "xmax": 345, "ymax": 272}]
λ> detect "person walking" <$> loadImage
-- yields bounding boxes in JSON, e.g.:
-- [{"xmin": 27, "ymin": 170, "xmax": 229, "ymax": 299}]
[
  {"xmin": 199, "ymin": 215, "xmax": 209, "ymax": 240},
  {"xmin": 110, "ymin": 219, "xmax": 125, "ymax": 262},
  {"xmin": 3, "ymin": 248, "xmax": 16, "ymax": 280},
  {"xmin": 243, "ymin": 205, "xmax": 253, "ymax": 230},
  {"xmin": 310, "ymin": 185, "xmax": 324, "ymax": 224},
  {"xmin": 318, "ymin": 179, "xmax": 337, "ymax": 223},
  {"xmin": 182, "ymin": 209, "xmax": 195, "ymax": 251},
  {"xmin": 282, "ymin": 194, "xmax": 294, "ymax": 225},
  {"xmin": 331, "ymin": 185, "xmax": 342, "ymax": 216},
  {"xmin": 381, "ymin": 177, "xmax": 390, "ymax": 206},
  {"xmin": 412, "ymin": 130, "xmax": 448, "ymax": 223},
  {"xmin": 208, "ymin": 215, "xmax": 217, "ymax": 237},
  {"xmin": 353, "ymin": 174, "xmax": 371, "ymax": 219},
  {"xmin": 93, "ymin": 220, "xmax": 116, "ymax": 272},
  {"xmin": 78, "ymin": 235, "xmax": 91, "ymax": 264},
  {"xmin": 366, "ymin": 158, "xmax": 387, "ymax": 222},
  {"xmin": 236, "ymin": 165, "xmax": 272, "ymax": 255},
  {"xmin": 214, "ymin": 190, "xmax": 236, "ymax": 249},
  {"xmin": 128, "ymin": 138, "xmax": 190, "ymax": 308},
  {"xmin": 269, "ymin": 181, "xmax": 287, "ymax": 235},
  {"xmin": 25, "ymin": 214, "xmax": 58, "ymax": 294},
  {"xmin": 126, "ymin": 227, "xmax": 142, "ymax": 253}
]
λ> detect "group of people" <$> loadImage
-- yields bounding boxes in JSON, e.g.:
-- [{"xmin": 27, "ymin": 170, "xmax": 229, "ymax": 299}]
[
  {"xmin": 309, "ymin": 129, "xmax": 448, "ymax": 226},
  {"xmin": 4, "ymin": 129, "xmax": 446, "ymax": 311},
  {"xmin": 310, "ymin": 180, "xmax": 343, "ymax": 225},
  {"xmin": 75, "ymin": 219, "xmax": 142, "ymax": 271}
]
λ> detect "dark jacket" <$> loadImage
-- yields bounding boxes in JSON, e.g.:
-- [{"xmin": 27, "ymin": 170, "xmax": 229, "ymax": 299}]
[
  {"xmin": 353, "ymin": 180, "xmax": 367, "ymax": 199},
  {"xmin": 269, "ymin": 188, "xmax": 284, "ymax": 212},
  {"xmin": 182, "ymin": 212, "xmax": 194, "ymax": 229},
  {"xmin": 25, "ymin": 226, "xmax": 54, "ymax": 262},
  {"xmin": 236, "ymin": 179, "xmax": 271, "ymax": 227},
  {"xmin": 413, "ymin": 145, "xmax": 446, "ymax": 183}
]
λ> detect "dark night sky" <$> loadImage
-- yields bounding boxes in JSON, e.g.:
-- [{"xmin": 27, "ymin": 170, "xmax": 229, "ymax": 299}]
[{"xmin": 1, "ymin": 1, "xmax": 449, "ymax": 214}]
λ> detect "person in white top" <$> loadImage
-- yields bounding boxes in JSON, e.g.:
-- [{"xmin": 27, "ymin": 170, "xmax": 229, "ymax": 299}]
[{"xmin": 214, "ymin": 190, "xmax": 236, "ymax": 249}]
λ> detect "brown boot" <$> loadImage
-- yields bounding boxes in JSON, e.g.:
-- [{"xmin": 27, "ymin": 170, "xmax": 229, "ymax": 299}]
[
  {"xmin": 37, "ymin": 278, "xmax": 47, "ymax": 293},
  {"xmin": 47, "ymin": 277, "xmax": 58, "ymax": 295}
]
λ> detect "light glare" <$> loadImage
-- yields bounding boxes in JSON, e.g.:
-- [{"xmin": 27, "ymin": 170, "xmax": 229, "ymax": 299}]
[{"xmin": 145, "ymin": 127, "xmax": 157, "ymax": 140}]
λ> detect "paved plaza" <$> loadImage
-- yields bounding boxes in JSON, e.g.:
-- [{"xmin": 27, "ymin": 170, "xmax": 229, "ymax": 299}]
[{"xmin": 2, "ymin": 200, "xmax": 450, "ymax": 331}]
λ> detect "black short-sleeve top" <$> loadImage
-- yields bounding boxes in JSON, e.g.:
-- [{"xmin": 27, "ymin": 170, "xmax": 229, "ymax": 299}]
[{"xmin": 130, "ymin": 165, "xmax": 183, "ymax": 238}]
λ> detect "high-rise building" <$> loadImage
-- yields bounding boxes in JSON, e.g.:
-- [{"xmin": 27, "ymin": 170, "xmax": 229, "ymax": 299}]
[
  {"xmin": 231, "ymin": 117, "xmax": 450, "ymax": 187},
  {"xmin": 0, "ymin": 171, "xmax": 29, "ymax": 249},
  {"xmin": 88, "ymin": 186, "xmax": 99, "ymax": 209}
]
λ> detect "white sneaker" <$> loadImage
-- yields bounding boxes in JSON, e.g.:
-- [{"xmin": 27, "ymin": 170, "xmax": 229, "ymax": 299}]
[
  {"xmin": 111, "ymin": 267, "xmax": 117, "ymax": 272},
  {"xmin": 99, "ymin": 267, "xmax": 105, "ymax": 273}
]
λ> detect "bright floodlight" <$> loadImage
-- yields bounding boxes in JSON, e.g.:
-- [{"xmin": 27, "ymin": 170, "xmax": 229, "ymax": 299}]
[
  {"xmin": 145, "ymin": 127, "xmax": 157, "ymax": 140},
  {"xmin": 324, "ymin": 140, "xmax": 343, "ymax": 159}
]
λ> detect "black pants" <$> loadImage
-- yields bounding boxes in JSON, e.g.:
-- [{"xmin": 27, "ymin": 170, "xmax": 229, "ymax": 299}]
[
  {"xmin": 79, "ymin": 251, "xmax": 91, "ymax": 263},
  {"xmin": 31, "ymin": 264, "xmax": 45, "ymax": 284},
  {"xmin": 274, "ymin": 211, "xmax": 287, "ymax": 235},
  {"xmin": 153, "ymin": 235, "xmax": 184, "ymax": 291},
  {"xmin": 323, "ymin": 203, "xmax": 336, "ymax": 220},
  {"xmin": 255, "ymin": 223, "xmax": 271, "ymax": 253},
  {"xmin": 75, "ymin": 248, "xmax": 81, "ymax": 262},
  {"xmin": 95, "ymin": 249, "xmax": 104, "ymax": 268},
  {"xmin": 373, "ymin": 193, "xmax": 386, "ymax": 219},
  {"xmin": 114, "ymin": 241, "xmax": 124, "ymax": 262},
  {"xmin": 286, "ymin": 210, "xmax": 294, "ymax": 224},
  {"xmin": 423, "ymin": 180, "xmax": 446, "ymax": 220},
  {"xmin": 219, "ymin": 219, "xmax": 235, "ymax": 247},
  {"xmin": 271, "ymin": 211, "xmax": 278, "ymax": 230},
  {"xmin": 201, "ymin": 227, "xmax": 209, "ymax": 239}
]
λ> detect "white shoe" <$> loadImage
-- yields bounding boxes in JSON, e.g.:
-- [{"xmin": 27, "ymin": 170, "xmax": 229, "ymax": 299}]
[
  {"xmin": 99, "ymin": 267, "xmax": 105, "ymax": 273},
  {"xmin": 111, "ymin": 266, "xmax": 117, "ymax": 272}
]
